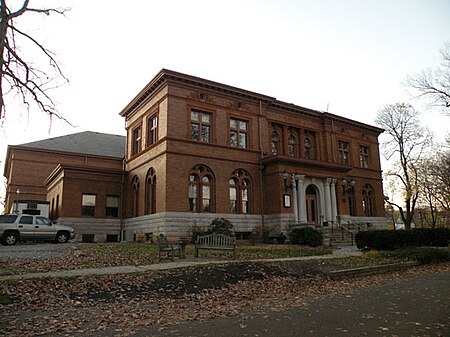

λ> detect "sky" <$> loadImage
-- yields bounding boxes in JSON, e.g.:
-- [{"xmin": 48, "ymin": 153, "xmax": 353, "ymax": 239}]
[{"xmin": 1, "ymin": 0, "xmax": 449, "ymax": 210}]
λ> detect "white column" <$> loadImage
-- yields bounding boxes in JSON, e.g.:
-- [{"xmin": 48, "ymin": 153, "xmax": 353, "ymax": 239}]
[
  {"xmin": 324, "ymin": 178, "xmax": 332, "ymax": 223},
  {"xmin": 292, "ymin": 174, "xmax": 299, "ymax": 222},
  {"xmin": 330, "ymin": 179, "xmax": 338, "ymax": 224},
  {"xmin": 298, "ymin": 175, "xmax": 307, "ymax": 223}
]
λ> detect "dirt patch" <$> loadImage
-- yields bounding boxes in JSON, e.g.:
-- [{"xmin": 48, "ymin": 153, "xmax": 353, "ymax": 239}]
[{"xmin": 70, "ymin": 260, "xmax": 337, "ymax": 303}]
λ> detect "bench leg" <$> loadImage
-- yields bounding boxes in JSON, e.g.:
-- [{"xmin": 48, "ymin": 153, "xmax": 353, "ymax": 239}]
[{"xmin": 194, "ymin": 247, "xmax": 198, "ymax": 258}]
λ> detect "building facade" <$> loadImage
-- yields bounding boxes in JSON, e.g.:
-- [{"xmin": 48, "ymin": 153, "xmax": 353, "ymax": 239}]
[
  {"xmin": 119, "ymin": 69, "xmax": 386, "ymax": 240},
  {"xmin": 3, "ymin": 132, "xmax": 126, "ymax": 242},
  {"xmin": 3, "ymin": 70, "xmax": 386, "ymax": 242}
]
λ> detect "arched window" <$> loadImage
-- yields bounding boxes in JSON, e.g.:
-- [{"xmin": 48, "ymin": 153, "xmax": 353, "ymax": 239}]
[
  {"xmin": 362, "ymin": 184, "xmax": 375, "ymax": 216},
  {"xmin": 288, "ymin": 133, "xmax": 298, "ymax": 157},
  {"xmin": 131, "ymin": 176, "xmax": 140, "ymax": 217},
  {"xmin": 145, "ymin": 168, "xmax": 156, "ymax": 214},
  {"xmin": 229, "ymin": 169, "xmax": 252, "ymax": 214},
  {"xmin": 189, "ymin": 165, "xmax": 214, "ymax": 212},
  {"xmin": 271, "ymin": 130, "xmax": 281, "ymax": 155}
]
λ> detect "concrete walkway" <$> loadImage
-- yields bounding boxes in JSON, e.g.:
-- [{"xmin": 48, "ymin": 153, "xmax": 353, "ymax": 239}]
[{"xmin": 0, "ymin": 246, "xmax": 362, "ymax": 282}]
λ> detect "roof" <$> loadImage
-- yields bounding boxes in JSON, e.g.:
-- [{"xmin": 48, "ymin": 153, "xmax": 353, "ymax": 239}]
[{"xmin": 16, "ymin": 131, "xmax": 125, "ymax": 158}]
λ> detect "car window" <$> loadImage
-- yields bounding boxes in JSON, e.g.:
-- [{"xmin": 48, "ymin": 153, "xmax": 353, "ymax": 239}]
[
  {"xmin": 19, "ymin": 216, "xmax": 34, "ymax": 224},
  {"xmin": 0, "ymin": 215, "xmax": 18, "ymax": 223},
  {"xmin": 36, "ymin": 217, "xmax": 52, "ymax": 226}
]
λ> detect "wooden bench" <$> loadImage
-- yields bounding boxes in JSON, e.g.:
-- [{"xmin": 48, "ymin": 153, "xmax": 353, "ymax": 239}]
[
  {"xmin": 157, "ymin": 234, "xmax": 181, "ymax": 261},
  {"xmin": 195, "ymin": 233, "xmax": 236, "ymax": 258}
]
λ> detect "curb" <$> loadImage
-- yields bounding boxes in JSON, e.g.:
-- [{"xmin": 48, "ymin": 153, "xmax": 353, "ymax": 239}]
[{"xmin": 325, "ymin": 261, "xmax": 421, "ymax": 280}]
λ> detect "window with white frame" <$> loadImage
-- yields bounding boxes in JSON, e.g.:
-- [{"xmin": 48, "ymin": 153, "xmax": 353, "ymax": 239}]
[{"xmin": 82, "ymin": 194, "xmax": 96, "ymax": 217}]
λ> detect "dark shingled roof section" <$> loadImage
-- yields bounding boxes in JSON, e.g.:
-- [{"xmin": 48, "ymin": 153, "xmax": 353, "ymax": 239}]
[{"xmin": 17, "ymin": 131, "xmax": 125, "ymax": 158}]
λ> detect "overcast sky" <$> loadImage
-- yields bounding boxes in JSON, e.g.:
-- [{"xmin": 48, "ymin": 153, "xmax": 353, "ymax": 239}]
[{"xmin": 1, "ymin": 0, "xmax": 449, "ymax": 210}]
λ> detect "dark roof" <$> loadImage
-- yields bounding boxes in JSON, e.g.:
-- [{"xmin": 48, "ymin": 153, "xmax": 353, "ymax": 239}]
[{"xmin": 17, "ymin": 131, "xmax": 125, "ymax": 158}]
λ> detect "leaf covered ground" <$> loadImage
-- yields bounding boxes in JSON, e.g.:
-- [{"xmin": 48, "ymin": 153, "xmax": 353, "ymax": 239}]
[
  {"xmin": 0, "ymin": 243, "xmax": 333, "ymax": 276},
  {"xmin": 1, "ymin": 252, "xmax": 449, "ymax": 336}
]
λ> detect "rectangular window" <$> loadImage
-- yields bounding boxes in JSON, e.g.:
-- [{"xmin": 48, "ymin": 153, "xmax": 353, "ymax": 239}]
[
  {"xmin": 132, "ymin": 126, "xmax": 142, "ymax": 155},
  {"xmin": 338, "ymin": 141, "xmax": 350, "ymax": 165},
  {"xmin": 106, "ymin": 196, "xmax": 119, "ymax": 218},
  {"xmin": 147, "ymin": 115, "xmax": 158, "ymax": 146},
  {"xmin": 359, "ymin": 145, "xmax": 370, "ymax": 168},
  {"xmin": 230, "ymin": 118, "xmax": 248, "ymax": 149},
  {"xmin": 191, "ymin": 110, "xmax": 211, "ymax": 143},
  {"xmin": 82, "ymin": 194, "xmax": 96, "ymax": 217}
]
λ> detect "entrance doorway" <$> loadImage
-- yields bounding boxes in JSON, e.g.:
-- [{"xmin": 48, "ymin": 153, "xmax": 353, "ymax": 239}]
[{"xmin": 305, "ymin": 185, "xmax": 319, "ymax": 225}]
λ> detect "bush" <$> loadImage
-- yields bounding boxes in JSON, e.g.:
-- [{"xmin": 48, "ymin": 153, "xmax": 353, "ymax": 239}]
[
  {"xmin": 355, "ymin": 228, "xmax": 450, "ymax": 250},
  {"xmin": 188, "ymin": 224, "xmax": 206, "ymax": 244},
  {"xmin": 381, "ymin": 247, "xmax": 450, "ymax": 264},
  {"xmin": 207, "ymin": 218, "xmax": 234, "ymax": 236},
  {"xmin": 289, "ymin": 227, "xmax": 323, "ymax": 247}
]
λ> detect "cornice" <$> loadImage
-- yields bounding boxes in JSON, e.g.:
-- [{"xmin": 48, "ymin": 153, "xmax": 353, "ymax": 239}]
[
  {"xmin": 119, "ymin": 69, "xmax": 385, "ymax": 135},
  {"xmin": 262, "ymin": 155, "xmax": 352, "ymax": 173},
  {"xmin": 119, "ymin": 69, "xmax": 275, "ymax": 118}
]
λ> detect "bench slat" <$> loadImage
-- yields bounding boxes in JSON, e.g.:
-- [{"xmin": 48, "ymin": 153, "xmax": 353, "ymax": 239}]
[{"xmin": 195, "ymin": 233, "xmax": 236, "ymax": 258}]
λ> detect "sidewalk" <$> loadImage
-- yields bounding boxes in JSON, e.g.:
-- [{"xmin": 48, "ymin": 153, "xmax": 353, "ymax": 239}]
[{"xmin": 0, "ymin": 246, "xmax": 362, "ymax": 282}]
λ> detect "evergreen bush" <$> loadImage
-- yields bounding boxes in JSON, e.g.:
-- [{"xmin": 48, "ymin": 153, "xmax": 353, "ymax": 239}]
[
  {"xmin": 207, "ymin": 218, "xmax": 234, "ymax": 236},
  {"xmin": 289, "ymin": 227, "xmax": 323, "ymax": 247}
]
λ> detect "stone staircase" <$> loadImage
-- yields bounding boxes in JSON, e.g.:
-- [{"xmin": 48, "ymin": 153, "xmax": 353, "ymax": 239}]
[{"xmin": 322, "ymin": 226, "xmax": 357, "ymax": 247}]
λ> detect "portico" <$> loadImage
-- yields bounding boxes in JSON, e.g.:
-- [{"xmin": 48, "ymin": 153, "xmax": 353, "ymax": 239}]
[{"xmin": 283, "ymin": 173, "xmax": 338, "ymax": 226}]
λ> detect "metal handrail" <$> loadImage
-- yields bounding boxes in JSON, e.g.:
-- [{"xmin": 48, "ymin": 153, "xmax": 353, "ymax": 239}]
[{"xmin": 340, "ymin": 225, "xmax": 355, "ymax": 246}]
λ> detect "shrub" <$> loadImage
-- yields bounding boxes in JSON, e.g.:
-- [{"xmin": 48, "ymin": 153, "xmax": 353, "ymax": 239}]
[
  {"xmin": 250, "ymin": 224, "xmax": 264, "ymax": 244},
  {"xmin": 188, "ymin": 224, "xmax": 206, "ymax": 244},
  {"xmin": 207, "ymin": 218, "xmax": 234, "ymax": 236},
  {"xmin": 249, "ymin": 224, "xmax": 286, "ymax": 244},
  {"xmin": 355, "ymin": 228, "xmax": 450, "ymax": 250},
  {"xmin": 380, "ymin": 247, "xmax": 450, "ymax": 264},
  {"xmin": 289, "ymin": 227, "xmax": 323, "ymax": 247}
]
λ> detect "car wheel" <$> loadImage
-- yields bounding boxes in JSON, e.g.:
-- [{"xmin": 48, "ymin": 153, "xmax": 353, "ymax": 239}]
[
  {"xmin": 55, "ymin": 231, "xmax": 69, "ymax": 244},
  {"xmin": 3, "ymin": 232, "xmax": 18, "ymax": 246}
]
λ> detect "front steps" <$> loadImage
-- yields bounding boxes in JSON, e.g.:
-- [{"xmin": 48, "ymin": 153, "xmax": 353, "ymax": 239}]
[{"xmin": 322, "ymin": 227, "xmax": 357, "ymax": 247}]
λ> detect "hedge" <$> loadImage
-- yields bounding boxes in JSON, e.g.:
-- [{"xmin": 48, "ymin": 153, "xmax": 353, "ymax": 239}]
[
  {"xmin": 289, "ymin": 227, "xmax": 323, "ymax": 247},
  {"xmin": 380, "ymin": 247, "xmax": 450, "ymax": 264},
  {"xmin": 355, "ymin": 228, "xmax": 450, "ymax": 250}
]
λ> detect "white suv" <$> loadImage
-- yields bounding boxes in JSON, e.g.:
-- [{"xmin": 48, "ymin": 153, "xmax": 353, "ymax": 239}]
[{"xmin": 0, "ymin": 214, "xmax": 75, "ymax": 245}]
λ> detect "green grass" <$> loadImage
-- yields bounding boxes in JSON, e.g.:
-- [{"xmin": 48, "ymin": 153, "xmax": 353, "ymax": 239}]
[
  {"xmin": 0, "ymin": 293, "xmax": 15, "ymax": 305},
  {"xmin": 89, "ymin": 243, "xmax": 332, "ymax": 261},
  {"xmin": 90, "ymin": 243, "xmax": 158, "ymax": 255}
]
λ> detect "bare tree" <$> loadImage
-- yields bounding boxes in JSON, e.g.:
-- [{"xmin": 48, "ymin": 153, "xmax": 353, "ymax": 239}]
[
  {"xmin": 431, "ymin": 146, "xmax": 450, "ymax": 214},
  {"xmin": 0, "ymin": 0, "xmax": 69, "ymax": 123},
  {"xmin": 376, "ymin": 103, "xmax": 432, "ymax": 230},
  {"xmin": 406, "ymin": 42, "xmax": 450, "ymax": 113},
  {"xmin": 417, "ymin": 157, "xmax": 440, "ymax": 228}
]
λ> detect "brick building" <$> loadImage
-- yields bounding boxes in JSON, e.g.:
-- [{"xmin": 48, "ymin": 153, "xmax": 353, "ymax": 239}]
[
  {"xmin": 120, "ymin": 69, "xmax": 386, "ymax": 240},
  {"xmin": 3, "ymin": 132, "xmax": 126, "ymax": 242},
  {"xmin": 3, "ymin": 69, "xmax": 386, "ymax": 242}
]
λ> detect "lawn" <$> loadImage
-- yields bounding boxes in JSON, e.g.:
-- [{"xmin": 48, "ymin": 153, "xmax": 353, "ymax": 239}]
[
  {"xmin": 90, "ymin": 242, "xmax": 333, "ymax": 261},
  {"xmin": 1, "ymin": 242, "xmax": 446, "ymax": 276}
]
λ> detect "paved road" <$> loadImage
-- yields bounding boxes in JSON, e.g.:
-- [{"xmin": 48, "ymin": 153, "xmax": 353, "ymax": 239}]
[
  {"xmin": 144, "ymin": 270, "xmax": 450, "ymax": 337},
  {"xmin": 0, "ymin": 242, "xmax": 70, "ymax": 259}
]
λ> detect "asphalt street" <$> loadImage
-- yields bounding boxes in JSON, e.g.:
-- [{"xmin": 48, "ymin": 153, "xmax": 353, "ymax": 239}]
[{"xmin": 144, "ymin": 269, "xmax": 450, "ymax": 337}]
